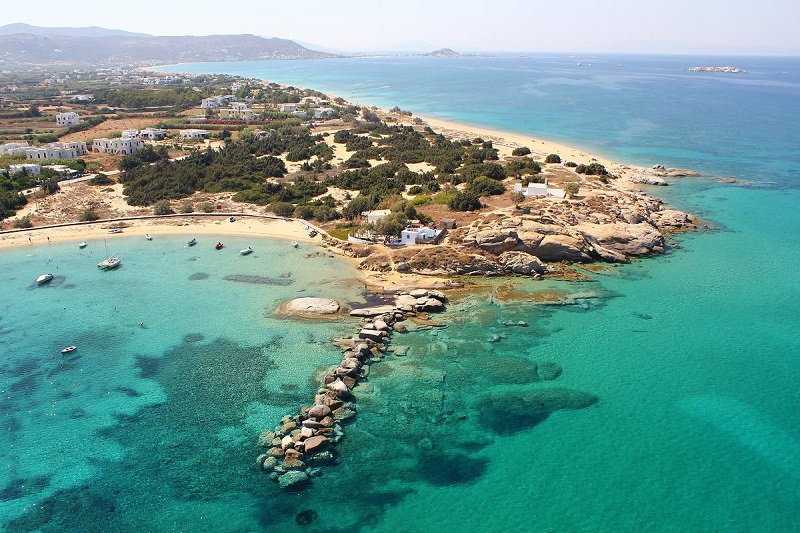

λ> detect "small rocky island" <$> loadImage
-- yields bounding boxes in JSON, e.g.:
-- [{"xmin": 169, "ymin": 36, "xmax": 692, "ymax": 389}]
[{"xmin": 688, "ymin": 66, "xmax": 746, "ymax": 73}]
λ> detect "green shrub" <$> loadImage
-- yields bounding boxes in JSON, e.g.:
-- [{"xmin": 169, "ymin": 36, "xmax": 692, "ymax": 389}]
[
  {"xmin": 201, "ymin": 202, "xmax": 214, "ymax": 213},
  {"xmin": 80, "ymin": 208, "xmax": 100, "ymax": 221},
  {"xmin": 468, "ymin": 176, "xmax": 506, "ymax": 196},
  {"xmin": 565, "ymin": 182, "xmax": 580, "ymax": 197},
  {"xmin": 179, "ymin": 201, "xmax": 194, "ymax": 214},
  {"xmin": 512, "ymin": 147, "xmax": 531, "ymax": 156},
  {"xmin": 545, "ymin": 154, "xmax": 562, "ymax": 164},
  {"xmin": 13, "ymin": 215, "xmax": 33, "ymax": 228},
  {"xmin": 565, "ymin": 161, "xmax": 578, "ymax": 168},
  {"xmin": 152, "ymin": 200, "xmax": 174, "ymax": 215},
  {"xmin": 448, "ymin": 191, "xmax": 483, "ymax": 211},
  {"xmin": 408, "ymin": 185, "xmax": 424, "ymax": 195},
  {"xmin": 270, "ymin": 202, "xmax": 294, "ymax": 217},
  {"xmin": 88, "ymin": 174, "xmax": 115, "ymax": 186}
]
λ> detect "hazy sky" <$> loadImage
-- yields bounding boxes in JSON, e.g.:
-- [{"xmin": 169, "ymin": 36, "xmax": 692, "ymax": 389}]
[{"xmin": 4, "ymin": 0, "xmax": 799, "ymax": 55}]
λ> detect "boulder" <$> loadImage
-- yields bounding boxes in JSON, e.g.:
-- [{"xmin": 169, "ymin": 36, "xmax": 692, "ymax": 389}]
[
  {"xmin": 350, "ymin": 305, "xmax": 396, "ymax": 317},
  {"xmin": 578, "ymin": 222, "xmax": 665, "ymax": 257},
  {"xmin": 531, "ymin": 234, "xmax": 594, "ymax": 262},
  {"xmin": 498, "ymin": 251, "xmax": 547, "ymax": 275},
  {"xmin": 395, "ymin": 262, "xmax": 411, "ymax": 272},
  {"xmin": 415, "ymin": 297, "xmax": 445, "ymax": 311},
  {"xmin": 392, "ymin": 323, "xmax": 408, "ymax": 333},
  {"xmin": 280, "ymin": 297, "xmax": 341, "ymax": 317},
  {"xmin": 474, "ymin": 229, "xmax": 520, "ymax": 254},
  {"xmin": 395, "ymin": 294, "xmax": 419, "ymax": 308},
  {"xmin": 283, "ymin": 456, "xmax": 306, "ymax": 471},
  {"xmin": 308, "ymin": 404, "xmax": 332, "ymax": 419},
  {"xmin": 300, "ymin": 426, "xmax": 314, "ymax": 438},
  {"xmin": 374, "ymin": 319, "xmax": 389, "ymax": 331},
  {"xmin": 409, "ymin": 289, "xmax": 429, "ymax": 297},
  {"xmin": 359, "ymin": 329, "xmax": 387, "ymax": 342},
  {"xmin": 278, "ymin": 470, "xmax": 310, "ymax": 490},
  {"xmin": 261, "ymin": 455, "xmax": 278, "ymax": 470},
  {"xmin": 326, "ymin": 378, "xmax": 352, "ymax": 399},
  {"xmin": 280, "ymin": 435, "xmax": 294, "ymax": 450},
  {"xmin": 303, "ymin": 435, "xmax": 330, "ymax": 454}
]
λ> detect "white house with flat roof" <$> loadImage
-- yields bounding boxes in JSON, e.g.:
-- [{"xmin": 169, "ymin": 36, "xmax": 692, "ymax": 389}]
[
  {"xmin": 278, "ymin": 103, "xmax": 298, "ymax": 113},
  {"xmin": 25, "ymin": 141, "xmax": 87, "ymax": 160},
  {"xmin": 200, "ymin": 97, "xmax": 224, "ymax": 109},
  {"xmin": 364, "ymin": 209, "xmax": 391, "ymax": 224},
  {"xmin": 219, "ymin": 107, "xmax": 254, "ymax": 120},
  {"xmin": 55, "ymin": 112, "xmax": 81, "ymax": 126},
  {"xmin": 140, "ymin": 128, "xmax": 167, "ymax": 140},
  {"xmin": 512, "ymin": 180, "xmax": 565, "ymax": 199},
  {"xmin": 0, "ymin": 141, "xmax": 30, "ymax": 156},
  {"xmin": 400, "ymin": 226, "xmax": 443, "ymax": 246},
  {"xmin": 313, "ymin": 108, "xmax": 334, "ymax": 119},
  {"xmin": 179, "ymin": 129, "xmax": 209, "ymax": 140},
  {"xmin": 93, "ymin": 136, "xmax": 144, "ymax": 155},
  {"xmin": 9, "ymin": 163, "xmax": 41, "ymax": 176}
]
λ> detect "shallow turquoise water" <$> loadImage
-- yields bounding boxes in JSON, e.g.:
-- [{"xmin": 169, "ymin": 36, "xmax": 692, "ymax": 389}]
[{"xmin": 2, "ymin": 55, "xmax": 799, "ymax": 531}]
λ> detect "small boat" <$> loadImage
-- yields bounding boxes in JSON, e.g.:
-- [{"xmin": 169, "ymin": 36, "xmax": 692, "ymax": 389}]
[
  {"xmin": 108, "ymin": 228, "xmax": 123, "ymax": 234},
  {"xmin": 240, "ymin": 246, "xmax": 253, "ymax": 255},
  {"xmin": 61, "ymin": 345, "xmax": 77, "ymax": 355},
  {"xmin": 215, "ymin": 242, "xmax": 224, "ymax": 250},
  {"xmin": 188, "ymin": 238, "xmax": 197, "ymax": 246},
  {"xmin": 291, "ymin": 241, "xmax": 299, "ymax": 248},
  {"xmin": 78, "ymin": 242, "xmax": 88, "ymax": 249},
  {"xmin": 97, "ymin": 255, "xmax": 121, "ymax": 270},
  {"xmin": 145, "ymin": 234, "xmax": 153, "ymax": 241},
  {"xmin": 36, "ymin": 273, "xmax": 54, "ymax": 285}
]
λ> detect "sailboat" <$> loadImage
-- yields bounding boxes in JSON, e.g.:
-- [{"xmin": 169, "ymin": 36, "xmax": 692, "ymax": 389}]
[{"xmin": 97, "ymin": 240, "xmax": 121, "ymax": 270}]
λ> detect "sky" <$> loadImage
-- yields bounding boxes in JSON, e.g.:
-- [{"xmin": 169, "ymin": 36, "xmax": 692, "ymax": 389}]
[{"xmin": 3, "ymin": 0, "xmax": 799, "ymax": 55}]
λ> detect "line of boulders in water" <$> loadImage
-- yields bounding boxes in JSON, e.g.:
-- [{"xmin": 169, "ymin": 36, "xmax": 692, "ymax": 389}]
[{"xmin": 256, "ymin": 288, "xmax": 448, "ymax": 490}]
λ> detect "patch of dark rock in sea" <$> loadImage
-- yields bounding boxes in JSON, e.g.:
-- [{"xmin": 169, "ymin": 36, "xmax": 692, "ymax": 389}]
[
  {"xmin": 62, "ymin": 284, "xmax": 77, "ymax": 289},
  {"xmin": 182, "ymin": 333, "xmax": 205, "ymax": 343},
  {"xmin": 5, "ymin": 485, "xmax": 117, "ymax": 533},
  {"xmin": 224, "ymin": 274, "xmax": 294, "ymax": 285},
  {"xmin": 115, "ymin": 386, "xmax": 141, "ymax": 397},
  {"xmin": 6, "ymin": 417, "xmax": 20, "ymax": 432},
  {"xmin": 477, "ymin": 356, "xmax": 541, "ymax": 384},
  {"xmin": 9, "ymin": 358, "xmax": 39, "ymax": 377},
  {"xmin": 477, "ymin": 387, "xmax": 599, "ymax": 434},
  {"xmin": 633, "ymin": 312, "xmax": 653, "ymax": 320},
  {"xmin": 295, "ymin": 508, "xmax": 319, "ymax": 526},
  {"xmin": 47, "ymin": 360, "xmax": 79, "ymax": 378},
  {"xmin": 1, "ymin": 475, "xmax": 51, "ymax": 502},
  {"xmin": 417, "ymin": 451, "xmax": 489, "ymax": 486},
  {"xmin": 134, "ymin": 354, "xmax": 160, "ymax": 378},
  {"xmin": 188, "ymin": 272, "xmax": 209, "ymax": 281},
  {"xmin": 10, "ymin": 373, "xmax": 40, "ymax": 395}
]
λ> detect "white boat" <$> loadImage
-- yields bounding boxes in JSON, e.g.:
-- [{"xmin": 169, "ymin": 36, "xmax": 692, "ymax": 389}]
[
  {"xmin": 188, "ymin": 238, "xmax": 197, "ymax": 246},
  {"xmin": 97, "ymin": 255, "xmax": 121, "ymax": 270},
  {"xmin": 291, "ymin": 241, "xmax": 299, "ymax": 248},
  {"xmin": 61, "ymin": 345, "xmax": 77, "ymax": 355},
  {"xmin": 145, "ymin": 234, "xmax": 153, "ymax": 241},
  {"xmin": 36, "ymin": 273, "xmax": 54, "ymax": 285},
  {"xmin": 108, "ymin": 228, "xmax": 123, "ymax": 234},
  {"xmin": 78, "ymin": 242, "xmax": 88, "ymax": 249},
  {"xmin": 240, "ymin": 246, "xmax": 253, "ymax": 255}
]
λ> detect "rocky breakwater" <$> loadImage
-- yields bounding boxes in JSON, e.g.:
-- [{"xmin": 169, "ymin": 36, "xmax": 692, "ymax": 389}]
[{"xmin": 257, "ymin": 289, "xmax": 448, "ymax": 490}]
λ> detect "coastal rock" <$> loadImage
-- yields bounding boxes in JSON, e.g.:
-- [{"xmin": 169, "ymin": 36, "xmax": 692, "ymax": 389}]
[
  {"xmin": 283, "ymin": 456, "xmax": 306, "ymax": 471},
  {"xmin": 281, "ymin": 297, "xmax": 340, "ymax": 317},
  {"xmin": 477, "ymin": 388, "xmax": 599, "ymax": 434},
  {"xmin": 278, "ymin": 470, "xmax": 310, "ymax": 490},
  {"xmin": 326, "ymin": 378, "xmax": 352, "ymax": 399},
  {"xmin": 531, "ymin": 234, "xmax": 594, "ymax": 262},
  {"xmin": 650, "ymin": 209, "xmax": 696, "ymax": 231},
  {"xmin": 350, "ymin": 305, "xmax": 396, "ymax": 317},
  {"xmin": 497, "ymin": 251, "xmax": 547, "ymax": 275},
  {"xmin": 395, "ymin": 261, "xmax": 411, "ymax": 272},
  {"xmin": 395, "ymin": 294, "xmax": 419, "ymax": 308},
  {"xmin": 308, "ymin": 404, "xmax": 332, "ymax": 419},
  {"xmin": 415, "ymin": 297, "xmax": 445, "ymax": 312},
  {"xmin": 474, "ymin": 229, "xmax": 519, "ymax": 254},
  {"xmin": 261, "ymin": 456, "xmax": 278, "ymax": 470},
  {"xmin": 303, "ymin": 435, "xmax": 330, "ymax": 454},
  {"xmin": 358, "ymin": 328, "xmax": 386, "ymax": 342},
  {"xmin": 578, "ymin": 222, "xmax": 665, "ymax": 257}
]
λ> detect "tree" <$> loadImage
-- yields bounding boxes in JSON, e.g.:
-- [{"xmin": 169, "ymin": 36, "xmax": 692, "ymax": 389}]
[
  {"xmin": 468, "ymin": 176, "xmax": 506, "ymax": 196},
  {"xmin": 342, "ymin": 195, "xmax": 372, "ymax": 220},
  {"xmin": 545, "ymin": 154, "xmax": 562, "ymax": 164},
  {"xmin": 565, "ymin": 182, "xmax": 580, "ymax": 198},
  {"xmin": 80, "ymin": 208, "xmax": 100, "ymax": 221},
  {"xmin": 270, "ymin": 202, "xmax": 294, "ymax": 217},
  {"xmin": 152, "ymin": 200, "xmax": 174, "ymax": 215},
  {"xmin": 89, "ymin": 173, "xmax": 115, "ymax": 186},
  {"xmin": 512, "ymin": 147, "xmax": 531, "ymax": 156},
  {"xmin": 448, "ymin": 191, "xmax": 482, "ymax": 211},
  {"xmin": 40, "ymin": 178, "xmax": 60, "ymax": 195}
]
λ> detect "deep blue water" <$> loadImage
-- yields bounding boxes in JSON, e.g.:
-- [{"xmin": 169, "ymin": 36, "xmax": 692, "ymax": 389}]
[{"xmin": 0, "ymin": 55, "xmax": 798, "ymax": 531}]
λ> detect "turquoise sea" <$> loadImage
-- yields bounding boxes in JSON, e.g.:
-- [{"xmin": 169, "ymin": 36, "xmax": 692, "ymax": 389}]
[{"xmin": 1, "ymin": 55, "xmax": 799, "ymax": 531}]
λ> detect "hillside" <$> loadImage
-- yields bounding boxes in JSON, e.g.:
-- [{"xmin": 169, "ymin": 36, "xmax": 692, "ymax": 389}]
[{"xmin": 0, "ymin": 24, "xmax": 335, "ymax": 68}]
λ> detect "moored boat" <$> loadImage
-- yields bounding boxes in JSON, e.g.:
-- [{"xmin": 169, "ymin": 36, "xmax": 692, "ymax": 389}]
[
  {"xmin": 215, "ymin": 242, "xmax": 224, "ymax": 250},
  {"xmin": 240, "ymin": 246, "xmax": 253, "ymax": 255},
  {"xmin": 61, "ymin": 345, "xmax": 77, "ymax": 355},
  {"xmin": 97, "ymin": 255, "xmax": 121, "ymax": 270},
  {"xmin": 78, "ymin": 242, "xmax": 88, "ymax": 249},
  {"xmin": 145, "ymin": 234, "xmax": 153, "ymax": 240},
  {"xmin": 108, "ymin": 228, "xmax": 123, "ymax": 234},
  {"xmin": 291, "ymin": 241, "xmax": 299, "ymax": 248},
  {"xmin": 36, "ymin": 273, "xmax": 54, "ymax": 285},
  {"xmin": 188, "ymin": 238, "xmax": 197, "ymax": 246}
]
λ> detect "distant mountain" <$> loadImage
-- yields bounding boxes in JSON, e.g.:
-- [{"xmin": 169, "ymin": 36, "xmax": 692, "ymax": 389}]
[
  {"xmin": 0, "ymin": 24, "xmax": 335, "ymax": 67},
  {"xmin": 0, "ymin": 23, "xmax": 148, "ymax": 38}
]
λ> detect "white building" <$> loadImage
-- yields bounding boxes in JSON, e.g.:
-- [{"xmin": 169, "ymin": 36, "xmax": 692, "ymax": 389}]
[
  {"xmin": 400, "ymin": 226, "xmax": 442, "ymax": 246},
  {"xmin": 121, "ymin": 129, "xmax": 140, "ymax": 139},
  {"xmin": 141, "ymin": 128, "xmax": 167, "ymax": 140},
  {"xmin": 365, "ymin": 209, "xmax": 391, "ymax": 224},
  {"xmin": 278, "ymin": 103, "xmax": 298, "ymax": 113},
  {"xmin": 0, "ymin": 141, "xmax": 30, "ymax": 156},
  {"xmin": 93, "ymin": 137, "xmax": 144, "ymax": 155},
  {"xmin": 55, "ymin": 112, "xmax": 81, "ymax": 126},
  {"xmin": 179, "ymin": 129, "xmax": 209, "ymax": 140},
  {"xmin": 25, "ymin": 141, "xmax": 87, "ymax": 160},
  {"xmin": 9, "ymin": 163, "xmax": 41, "ymax": 176},
  {"xmin": 219, "ymin": 107, "xmax": 254, "ymax": 120},
  {"xmin": 512, "ymin": 180, "xmax": 565, "ymax": 199},
  {"xmin": 313, "ymin": 108, "xmax": 334, "ymax": 119},
  {"xmin": 200, "ymin": 97, "xmax": 223, "ymax": 109}
]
